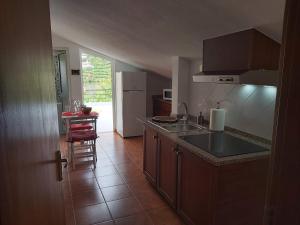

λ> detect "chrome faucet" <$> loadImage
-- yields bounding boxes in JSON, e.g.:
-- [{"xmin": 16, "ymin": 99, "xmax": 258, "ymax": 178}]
[{"xmin": 180, "ymin": 102, "xmax": 188, "ymax": 123}]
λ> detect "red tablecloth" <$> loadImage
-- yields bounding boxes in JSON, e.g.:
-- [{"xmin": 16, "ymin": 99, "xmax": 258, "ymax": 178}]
[{"xmin": 62, "ymin": 111, "xmax": 99, "ymax": 117}]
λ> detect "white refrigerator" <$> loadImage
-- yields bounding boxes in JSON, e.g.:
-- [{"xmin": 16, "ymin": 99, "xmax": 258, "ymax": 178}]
[{"xmin": 116, "ymin": 71, "xmax": 146, "ymax": 137}]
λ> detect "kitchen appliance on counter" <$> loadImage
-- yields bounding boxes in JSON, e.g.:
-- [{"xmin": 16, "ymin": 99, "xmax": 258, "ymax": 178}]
[
  {"xmin": 116, "ymin": 71, "xmax": 146, "ymax": 138},
  {"xmin": 180, "ymin": 132, "xmax": 269, "ymax": 158},
  {"xmin": 162, "ymin": 89, "xmax": 172, "ymax": 100}
]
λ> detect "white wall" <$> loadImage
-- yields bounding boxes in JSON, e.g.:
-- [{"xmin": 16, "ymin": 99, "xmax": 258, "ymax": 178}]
[
  {"xmin": 171, "ymin": 56, "xmax": 190, "ymax": 114},
  {"xmin": 189, "ymin": 60, "xmax": 277, "ymax": 140},
  {"xmin": 51, "ymin": 33, "xmax": 171, "ymax": 116}
]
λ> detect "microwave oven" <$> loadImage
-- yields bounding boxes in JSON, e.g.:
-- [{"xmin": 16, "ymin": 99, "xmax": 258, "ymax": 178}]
[{"xmin": 163, "ymin": 89, "xmax": 172, "ymax": 101}]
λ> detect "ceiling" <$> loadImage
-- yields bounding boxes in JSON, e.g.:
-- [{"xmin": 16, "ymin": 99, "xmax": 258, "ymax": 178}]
[{"xmin": 50, "ymin": 0, "xmax": 285, "ymax": 77}]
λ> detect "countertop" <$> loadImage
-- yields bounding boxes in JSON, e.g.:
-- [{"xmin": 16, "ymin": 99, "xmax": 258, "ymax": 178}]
[{"xmin": 138, "ymin": 117, "xmax": 271, "ymax": 166}]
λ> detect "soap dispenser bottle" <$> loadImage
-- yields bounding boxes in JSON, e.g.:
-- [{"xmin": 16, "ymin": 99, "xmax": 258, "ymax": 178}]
[{"xmin": 197, "ymin": 112, "xmax": 204, "ymax": 125}]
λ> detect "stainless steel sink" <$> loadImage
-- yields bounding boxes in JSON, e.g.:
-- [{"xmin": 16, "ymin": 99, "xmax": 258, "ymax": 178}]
[{"xmin": 159, "ymin": 123, "xmax": 203, "ymax": 133}]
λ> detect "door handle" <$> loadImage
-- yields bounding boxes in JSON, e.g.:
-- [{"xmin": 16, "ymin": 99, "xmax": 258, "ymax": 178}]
[
  {"xmin": 172, "ymin": 146, "xmax": 178, "ymax": 152},
  {"xmin": 176, "ymin": 150, "xmax": 183, "ymax": 156},
  {"xmin": 56, "ymin": 150, "xmax": 68, "ymax": 181}
]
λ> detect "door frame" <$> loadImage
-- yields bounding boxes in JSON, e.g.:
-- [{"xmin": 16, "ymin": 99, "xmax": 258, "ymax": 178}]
[
  {"xmin": 53, "ymin": 47, "xmax": 72, "ymax": 107},
  {"xmin": 79, "ymin": 48, "xmax": 116, "ymax": 131},
  {"xmin": 264, "ymin": 0, "xmax": 300, "ymax": 224}
]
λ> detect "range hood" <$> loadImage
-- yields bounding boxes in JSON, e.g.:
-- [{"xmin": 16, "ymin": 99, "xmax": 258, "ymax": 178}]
[
  {"xmin": 193, "ymin": 70, "xmax": 279, "ymax": 86},
  {"xmin": 193, "ymin": 29, "xmax": 281, "ymax": 86}
]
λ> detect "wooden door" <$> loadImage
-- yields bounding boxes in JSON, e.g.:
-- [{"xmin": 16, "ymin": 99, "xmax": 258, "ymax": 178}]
[
  {"xmin": 264, "ymin": 0, "xmax": 300, "ymax": 224},
  {"xmin": 0, "ymin": 1, "xmax": 65, "ymax": 225},
  {"xmin": 143, "ymin": 126, "xmax": 158, "ymax": 185},
  {"xmin": 177, "ymin": 146, "xmax": 215, "ymax": 225},
  {"xmin": 157, "ymin": 134, "xmax": 177, "ymax": 208}
]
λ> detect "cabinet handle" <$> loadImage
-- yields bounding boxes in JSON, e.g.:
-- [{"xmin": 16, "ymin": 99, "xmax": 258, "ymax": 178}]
[{"xmin": 153, "ymin": 135, "xmax": 157, "ymax": 139}]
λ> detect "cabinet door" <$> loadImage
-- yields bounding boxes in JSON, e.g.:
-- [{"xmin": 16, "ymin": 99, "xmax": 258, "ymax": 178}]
[
  {"xmin": 143, "ymin": 126, "xmax": 158, "ymax": 185},
  {"xmin": 177, "ymin": 146, "xmax": 216, "ymax": 225},
  {"xmin": 157, "ymin": 134, "xmax": 178, "ymax": 208},
  {"xmin": 203, "ymin": 29, "xmax": 280, "ymax": 74}
]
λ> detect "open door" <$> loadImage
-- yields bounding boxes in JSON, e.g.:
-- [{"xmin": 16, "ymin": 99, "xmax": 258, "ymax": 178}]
[
  {"xmin": 264, "ymin": 0, "xmax": 300, "ymax": 224},
  {"xmin": 0, "ymin": 1, "xmax": 65, "ymax": 225}
]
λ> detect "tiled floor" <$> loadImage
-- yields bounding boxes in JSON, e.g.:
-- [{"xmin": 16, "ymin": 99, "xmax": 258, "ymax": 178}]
[{"xmin": 61, "ymin": 132, "xmax": 184, "ymax": 225}]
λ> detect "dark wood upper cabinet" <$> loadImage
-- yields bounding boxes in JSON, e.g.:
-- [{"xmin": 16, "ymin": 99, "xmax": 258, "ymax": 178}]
[
  {"xmin": 157, "ymin": 134, "xmax": 178, "ymax": 208},
  {"xmin": 143, "ymin": 126, "xmax": 158, "ymax": 185},
  {"xmin": 202, "ymin": 29, "xmax": 281, "ymax": 74}
]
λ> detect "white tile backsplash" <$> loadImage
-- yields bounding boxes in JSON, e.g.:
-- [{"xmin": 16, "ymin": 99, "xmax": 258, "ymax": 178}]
[{"xmin": 189, "ymin": 82, "xmax": 277, "ymax": 140}]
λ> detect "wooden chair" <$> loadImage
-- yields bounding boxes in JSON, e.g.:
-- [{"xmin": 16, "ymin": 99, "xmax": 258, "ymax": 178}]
[{"xmin": 67, "ymin": 117, "xmax": 98, "ymax": 169}]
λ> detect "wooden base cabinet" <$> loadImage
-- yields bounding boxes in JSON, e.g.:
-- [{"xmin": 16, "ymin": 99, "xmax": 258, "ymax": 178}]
[
  {"xmin": 143, "ymin": 126, "xmax": 158, "ymax": 185},
  {"xmin": 157, "ymin": 134, "xmax": 178, "ymax": 208},
  {"xmin": 152, "ymin": 95, "xmax": 172, "ymax": 116},
  {"xmin": 177, "ymin": 146, "xmax": 216, "ymax": 225},
  {"xmin": 177, "ymin": 145, "xmax": 269, "ymax": 225},
  {"xmin": 143, "ymin": 127, "xmax": 269, "ymax": 225}
]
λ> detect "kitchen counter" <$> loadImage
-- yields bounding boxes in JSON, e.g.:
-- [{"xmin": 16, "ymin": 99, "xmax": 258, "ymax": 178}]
[{"xmin": 138, "ymin": 117, "xmax": 271, "ymax": 166}]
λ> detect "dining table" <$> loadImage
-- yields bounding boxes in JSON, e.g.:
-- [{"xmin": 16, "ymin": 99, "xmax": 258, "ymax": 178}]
[
  {"xmin": 61, "ymin": 111, "xmax": 99, "ymax": 159},
  {"xmin": 61, "ymin": 111, "xmax": 99, "ymax": 134}
]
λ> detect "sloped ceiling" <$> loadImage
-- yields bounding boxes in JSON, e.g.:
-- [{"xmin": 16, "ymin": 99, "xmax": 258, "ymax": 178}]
[{"xmin": 50, "ymin": 0, "xmax": 285, "ymax": 77}]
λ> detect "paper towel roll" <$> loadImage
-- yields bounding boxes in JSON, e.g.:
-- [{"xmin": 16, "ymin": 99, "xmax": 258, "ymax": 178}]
[{"xmin": 209, "ymin": 108, "xmax": 226, "ymax": 131}]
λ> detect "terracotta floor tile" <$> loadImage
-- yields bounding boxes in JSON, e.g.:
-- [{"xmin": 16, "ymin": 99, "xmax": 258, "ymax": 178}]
[
  {"xmin": 94, "ymin": 165, "xmax": 117, "ymax": 177},
  {"xmin": 97, "ymin": 152, "xmax": 109, "ymax": 158},
  {"xmin": 147, "ymin": 207, "xmax": 184, "ymax": 225},
  {"xmin": 108, "ymin": 154, "xmax": 129, "ymax": 161},
  {"xmin": 119, "ymin": 170, "xmax": 146, "ymax": 184},
  {"xmin": 94, "ymin": 221, "xmax": 114, "ymax": 225},
  {"xmin": 115, "ymin": 162, "xmax": 138, "ymax": 173},
  {"xmin": 127, "ymin": 180, "xmax": 155, "ymax": 194},
  {"xmin": 102, "ymin": 144, "xmax": 125, "ymax": 151},
  {"xmin": 96, "ymin": 159, "xmax": 113, "ymax": 167},
  {"xmin": 61, "ymin": 133, "xmax": 183, "ymax": 225},
  {"xmin": 110, "ymin": 158, "xmax": 131, "ymax": 165},
  {"xmin": 101, "ymin": 184, "xmax": 132, "ymax": 202},
  {"xmin": 107, "ymin": 197, "xmax": 143, "ymax": 219},
  {"xmin": 97, "ymin": 161, "xmax": 113, "ymax": 167},
  {"xmin": 115, "ymin": 212, "xmax": 153, "ymax": 225},
  {"xmin": 64, "ymin": 199, "xmax": 76, "ymax": 225},
  {"xmin": 71, "ymin": 178, "xmax": 99, "ymax": 194},
  {"xmin": 97, "ymin": 174, "xmax": 124, "ymax": 188},
  {"xmin": 75, "ymin": 203, "xmax": 112, "ymax": 225},
  {"xmin": 109, "ymin": 150, "xmax": 129, "ymax": 155},
  {"xmin": 73, "ymin": 189, "xmax": 105, "ymax": 208},
  {"xmin": 72, "ymin": 161, "xmax": 93, "ymax": 171},
  {"xmin": 135, "ymin": 190, "xmax": 167, "ymax": 210},
  {"xmin": 70, "ymin": 169, "xmax": 95, "ymax": 181}
]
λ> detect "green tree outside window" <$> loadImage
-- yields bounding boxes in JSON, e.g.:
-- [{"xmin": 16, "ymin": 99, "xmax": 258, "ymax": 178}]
[{"xmin": 82, "ymin": 53, "xmax": 112, "ymax": 103}]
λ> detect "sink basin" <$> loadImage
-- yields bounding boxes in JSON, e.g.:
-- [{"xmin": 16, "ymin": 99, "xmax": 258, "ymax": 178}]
[{"xmin": 160, "ymin": 124, "xmax": 203, "ymax": 133}]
